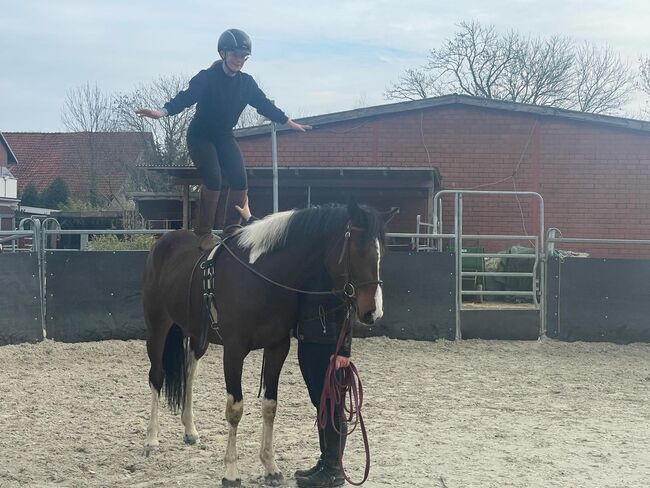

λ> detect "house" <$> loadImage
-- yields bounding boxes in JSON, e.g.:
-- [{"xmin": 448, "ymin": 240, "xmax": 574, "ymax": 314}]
[
  {"xmin": 4, "ymin": 131, "xmax": 156, "ymax": 204},
  {"xmin": 0, "ymin": 133, "xmax": 19, "ymax": 232}
]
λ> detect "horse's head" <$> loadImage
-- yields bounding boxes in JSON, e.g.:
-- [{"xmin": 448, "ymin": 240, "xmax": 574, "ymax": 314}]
[{"xmin": 327, "ymin": 200, "xmax": 398, "ymax": 325}]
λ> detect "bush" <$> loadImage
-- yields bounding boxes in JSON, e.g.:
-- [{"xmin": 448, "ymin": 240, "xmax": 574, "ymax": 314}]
[
  {"xmin": 20, "ymin": 184, "xmax": 40, "ymax": 206},
  {"xmin": 87, "ymin": 233, "xmax": 155, "ymax": 251},
  {"xmin": 40, "ymin": 178, "xmax": 69, "ymax": 209}
]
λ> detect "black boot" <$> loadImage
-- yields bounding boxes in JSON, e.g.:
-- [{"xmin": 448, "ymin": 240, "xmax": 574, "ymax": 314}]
[
  {"xmin": 296, "ymin": 417, "xmax": 346, "ymax": 487},
  {"xmin": 194, "ymin": 185, "xmax": 220, "ymax": 251},
  {"xmin": 294, "ymin": 428, "xmax": 325, "ymax": 478}
]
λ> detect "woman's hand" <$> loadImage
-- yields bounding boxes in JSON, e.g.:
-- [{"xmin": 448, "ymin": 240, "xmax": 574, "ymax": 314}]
[
  {"xmin": 333, "ymin": 355, "xmax": 350, "ymax": 370},
  {"xmin": 235, "ymin": 195, "xmax": 252, "ymax": 222},
  {"xmin": 136, "ymin": 108, "xmax": 166, "ymax": 119},
  {"xmin": 286, "ymin": 119, "xmax": 312, "ymax": 132}
]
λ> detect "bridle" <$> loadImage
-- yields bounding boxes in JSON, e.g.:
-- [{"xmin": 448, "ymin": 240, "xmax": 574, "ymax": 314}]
[
  {"xmin": 334, "ymin": 223, "xmax": 383, "ymax": 300},
  {"xmin": 216, "ymin": 221, "xmax": 383, "ymax": 300}
]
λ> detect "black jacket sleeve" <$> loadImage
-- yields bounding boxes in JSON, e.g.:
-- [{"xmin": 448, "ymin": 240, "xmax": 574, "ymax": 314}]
[
  {"xmin": 163, "ymin": 70, "xmax": 208, "ymax": 116},
  {"xmin": 246, "ymin": 77, "xmax": 289, "ymax": 124}
]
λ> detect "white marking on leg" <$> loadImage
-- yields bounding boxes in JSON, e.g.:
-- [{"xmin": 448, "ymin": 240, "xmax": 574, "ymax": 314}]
[
  {"xmin": 372, "ymin": 238, "xmax": 384, "ymax": 321},
  {"xmin": 259, "ymin": 398, "xmax": 281, "ymax": 475},
  {"xmin": 181, "ymin": 351, "xmax": 200, "ymax": 444},
  {"xmin": 224, "ymin": 394, "xmax": 244, "ymax": 482},
  {"xmin": 145, "ymin": 385, "xmax": 160, "ymax": 452}
]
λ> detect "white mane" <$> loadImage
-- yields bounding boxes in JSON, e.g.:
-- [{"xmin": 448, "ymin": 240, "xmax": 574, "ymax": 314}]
[{"xmin": 236, "ymin": 210, "xmax": 296, "ymax": 263}]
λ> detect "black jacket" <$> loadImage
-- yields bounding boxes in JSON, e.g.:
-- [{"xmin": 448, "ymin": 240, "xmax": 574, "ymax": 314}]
[
  {"xmin": 295, "ymin": 273, "xmax": 353, "ymax": 357},
  {"xmin": 164, "ymin": 61, "xmax": 288, "ymax": 136}
]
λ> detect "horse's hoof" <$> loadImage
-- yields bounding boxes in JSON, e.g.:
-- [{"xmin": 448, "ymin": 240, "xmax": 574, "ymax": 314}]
[
  {"xmin": 265, "ymin": 472, "xmax": 284, "ymax": 486},
  {"xmin": 183, "ymin": 433, "xmax": 199, "ymax": 445},
  {"xmin": 221, "ymin": 477, "xmax": 241, "ymax": 487},
  {"xmin": 143, "ymin": 445, "xmax": 157, "ymax": 457}
]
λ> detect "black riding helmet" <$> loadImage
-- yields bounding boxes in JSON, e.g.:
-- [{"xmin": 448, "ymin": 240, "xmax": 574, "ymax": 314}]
[{"xmin": 217, "ymin": 29, "xmax": 252, "ymax": 55}]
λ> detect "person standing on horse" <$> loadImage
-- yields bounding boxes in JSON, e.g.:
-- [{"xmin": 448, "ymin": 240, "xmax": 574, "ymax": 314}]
[
  {"xmin": 235, "ymin": 200, "xmax": 350, "ymax": 488},
  {"xmin": 136, "ymin": 28, "xmax": 311, "ymax": 250}
]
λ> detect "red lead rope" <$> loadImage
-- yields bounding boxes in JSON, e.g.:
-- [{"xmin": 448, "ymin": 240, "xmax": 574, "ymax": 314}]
[{"xmin": 317, "ymin": 311, "xmax": 371, "ymax": 485}]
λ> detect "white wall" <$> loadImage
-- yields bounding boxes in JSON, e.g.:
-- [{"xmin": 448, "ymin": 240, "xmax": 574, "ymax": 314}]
[{"xmin": 1, "ymin": 176, "xmax": 17, "ymax": 199}]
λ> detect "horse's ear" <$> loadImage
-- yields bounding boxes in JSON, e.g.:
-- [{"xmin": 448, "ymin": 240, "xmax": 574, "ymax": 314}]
[
  {"xmin": 381, "ymin": 206, "xmax": 400, "ymax": 224},
  {"xmin": 347, "ymin": 196, "xmax": 363, "ymax": 222}
]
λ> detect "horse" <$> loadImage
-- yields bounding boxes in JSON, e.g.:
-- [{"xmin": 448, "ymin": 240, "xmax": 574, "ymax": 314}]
[{"xmin": 142, "ymin": 200, "xmax": 394, "ymax": 487}]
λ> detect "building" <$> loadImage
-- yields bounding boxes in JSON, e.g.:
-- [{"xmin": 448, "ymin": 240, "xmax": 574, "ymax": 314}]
[
  {"xmin": 3, "ymin": 131, "xmax": 155, "ymax": 202},
  {"xmin": 0, "ymin": 133, "xmax": 19, "ymax": 232},
  {"xmin": 141, "ymin": 94, "xmax": 650, "ymax": 257}
]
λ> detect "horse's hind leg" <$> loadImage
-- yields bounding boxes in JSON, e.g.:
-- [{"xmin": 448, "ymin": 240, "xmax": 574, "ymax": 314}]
[
  {"xmin": 259, "ymin": 340, "xmax": 290, "ymax": 486},
  {"xmin": 181, "ymin": 337, "xmax": 206, "ymax": 445},
  {"xmin": 144, "ymin": 316, "xmax": 173, "ymax": 456},
  {"xmin": 222, "ymin": 347, "xmax": 245, "ymax": 487}
]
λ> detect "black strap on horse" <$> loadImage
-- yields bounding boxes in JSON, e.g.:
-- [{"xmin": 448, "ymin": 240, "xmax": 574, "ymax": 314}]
[
  {"xmin": 187, "ymin": 236, "xmax": 231, "ymax": 353},
  {"xmin": 317, "ymin": 306, "xmax": 371, "ymax": 486}
]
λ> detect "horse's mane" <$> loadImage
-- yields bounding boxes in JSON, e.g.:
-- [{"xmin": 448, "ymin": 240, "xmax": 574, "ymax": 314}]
[{"xmin": 236, "ymin": 204, "xmax": 383, "ymax": 263}]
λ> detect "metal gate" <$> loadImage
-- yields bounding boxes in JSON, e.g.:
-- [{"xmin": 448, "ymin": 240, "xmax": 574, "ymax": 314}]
[{"xmin": 431, "ymin": 190, "xmax": 545, "ymax": 339}]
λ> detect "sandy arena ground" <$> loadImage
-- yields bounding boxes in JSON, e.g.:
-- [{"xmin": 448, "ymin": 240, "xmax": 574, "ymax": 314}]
[{"xmin": 0, "ymin": 337, "xmax": 648, "ymax": 488}]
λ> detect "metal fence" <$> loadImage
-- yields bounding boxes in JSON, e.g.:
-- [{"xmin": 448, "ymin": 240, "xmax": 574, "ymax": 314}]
[{"xmin": 3, "ymin": 192, "xmax": 650, "ymax": 344}]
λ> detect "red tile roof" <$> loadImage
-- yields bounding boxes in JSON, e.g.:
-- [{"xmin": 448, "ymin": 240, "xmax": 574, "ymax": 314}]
[{"xmin": 3, "ymin": 132, "xmax": 155, "ymax": 199}]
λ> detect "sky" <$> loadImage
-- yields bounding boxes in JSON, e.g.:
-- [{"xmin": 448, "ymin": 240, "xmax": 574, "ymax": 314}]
[{"xmin": 2, "ymin": 0, "xmax": 650, "ymax": 132}]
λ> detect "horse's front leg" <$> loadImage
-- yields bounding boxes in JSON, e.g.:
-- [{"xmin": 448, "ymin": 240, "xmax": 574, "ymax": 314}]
[
  {"xmin": 222, "ymin": 347, "xmax": 245, "ymax": 488},
  {"xmin": 260, "ymin": 340, "xmax": 290, "ymax": 486}
]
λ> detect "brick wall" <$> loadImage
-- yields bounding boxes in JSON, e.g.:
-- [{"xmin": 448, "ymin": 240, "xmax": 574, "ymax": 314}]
[{"xmin": 238, "ymin": 105, "xmax": 650, "ymax": 258}]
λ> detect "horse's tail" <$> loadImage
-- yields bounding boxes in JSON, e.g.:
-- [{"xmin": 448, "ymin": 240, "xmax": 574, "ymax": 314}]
[{"xmin": 162, "ymin": 324, "xmax": 187, "ymax": 414}]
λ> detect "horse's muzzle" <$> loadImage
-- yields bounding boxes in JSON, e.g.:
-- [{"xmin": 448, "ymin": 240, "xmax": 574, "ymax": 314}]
[{"xmin": 361, "ymin": 309, "xmax": 376, "ymax": 325}]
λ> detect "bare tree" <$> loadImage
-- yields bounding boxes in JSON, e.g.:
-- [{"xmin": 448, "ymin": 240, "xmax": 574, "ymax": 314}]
[
  {"xmin": 431, "ymin": 22, "xmax": 518, "ymax": 99},
  {"xmin": 235, "ymin": 105, "xmax": 269, "ymax": 129},
  {"xmin": 571, "ymin": 43, "xmax": 634, "ymax": 114},
  {"xmin": 114, "ymin": 74, "xmax": 194, "ymax": 167},
  {"xmin": 500, "ymin": 35, "xmax": 575, "ymax": 107},
  {"xmin": 640, "ymin": 56, "xmax": 650, "ymax": 95},
  {"xmin": 384, "ymin": 68, "xmax": 437, "ymax": 101},
  {"xmin": 385, "ymin": 21, "xmax": 635, "ymax": 114},
  {"xmin": 61, "ymin": 82, "xmax": 117, "ymax": 132}
]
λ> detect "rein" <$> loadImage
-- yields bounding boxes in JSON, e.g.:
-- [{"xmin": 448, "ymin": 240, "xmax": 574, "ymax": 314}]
[
  {"xmin": 318, "ymin": 307, "xmax": 371, "ymax": 486},
  {"xmin": 216, "ymin": 222, "xmax": 383, "ymax": 297}
]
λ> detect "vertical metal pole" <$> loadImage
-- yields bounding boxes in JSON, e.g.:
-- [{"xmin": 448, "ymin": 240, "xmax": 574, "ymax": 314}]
[
  {"xmin": 539, "ymin": 195, "xmax": 546, "ymax": 338},
  {"xmin": 307, "ymin": 185, "xmax": 311, "ymax": 208},
  {"xmin": 271, "ymin": 122, "xmax": 278, "ymax": 213},
  {"xmin": 182, "ymin": 184, "xmax": 190, "ymax": 230},
  {"xmin": 454, "ymin": 194, "xmax": 462, "ymax": 340},
  {"xmin": 415, "ymin": 214, "xmax": 421, "ymax": 252}
]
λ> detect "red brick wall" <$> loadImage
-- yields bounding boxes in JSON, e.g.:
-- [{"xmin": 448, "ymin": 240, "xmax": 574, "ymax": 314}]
[{"xmin": 238, "ymin": 105, "xmax": 650, "ymax": 258}]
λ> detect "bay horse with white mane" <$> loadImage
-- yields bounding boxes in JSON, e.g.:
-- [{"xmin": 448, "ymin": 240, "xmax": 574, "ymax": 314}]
[{"xmin": 142, "ymin": 201, "xmax": 392, "ymax": 487}]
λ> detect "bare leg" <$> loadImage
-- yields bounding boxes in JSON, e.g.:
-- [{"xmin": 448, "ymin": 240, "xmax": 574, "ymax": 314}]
[{"xmin": 259, "ymin": 341, "xmax": 290, "ymax": 485}]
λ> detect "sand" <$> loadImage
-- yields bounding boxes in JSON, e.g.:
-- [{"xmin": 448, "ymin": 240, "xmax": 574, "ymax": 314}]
[{"xmin": 0, "ymin": 337, "xmax": 648, "ymax": 488}]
